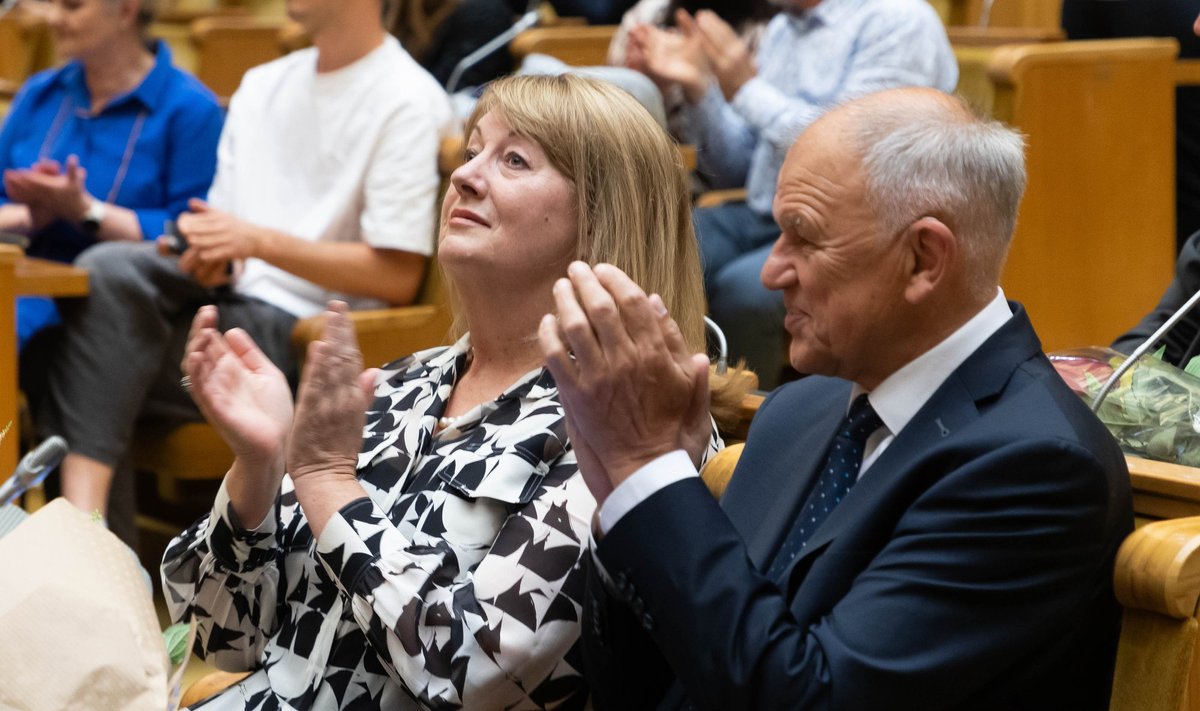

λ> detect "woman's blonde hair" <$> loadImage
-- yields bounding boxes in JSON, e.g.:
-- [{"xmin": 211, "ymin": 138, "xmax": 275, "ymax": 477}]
[
  {"xmin": 450, "ymin": 74, "xmax": 750, "ymax": 423},
  {"xmin": 457, "ymin": 73, "xmax": 707, "ymax": 353}
]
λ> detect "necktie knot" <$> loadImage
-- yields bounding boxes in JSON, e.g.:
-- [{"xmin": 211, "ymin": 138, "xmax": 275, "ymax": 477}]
[{"xmin": 841, "ymin": 393, "xmax": 883, "ymax": 443}]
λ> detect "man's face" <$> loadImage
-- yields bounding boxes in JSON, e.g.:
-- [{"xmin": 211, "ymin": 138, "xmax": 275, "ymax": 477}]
[
  {"xmin": 1194, "ymin": 9, "xmax": 1199, "ymax": 37},
  {"xmin": 286, "ymin": 0, "xmax": 339, "ymax": 33},
  {"xmin": 761, "ymin": 119, "xmax": 913, "ymax": 385}
]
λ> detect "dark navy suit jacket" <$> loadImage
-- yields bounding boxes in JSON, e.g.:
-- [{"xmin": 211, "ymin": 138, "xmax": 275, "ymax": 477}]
[{"xmin": 582, "ymin": 304, "xmax": 1133, "ymax": 710}]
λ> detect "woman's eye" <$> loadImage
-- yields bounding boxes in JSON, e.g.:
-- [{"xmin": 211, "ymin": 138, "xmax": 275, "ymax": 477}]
[
  {"xmin": 505, "ymin": 152, "xmax": 528, "ymax": 168},
  {"xmin": 463, "ymin": 147, "xmax": 479, "ymax": 161}
]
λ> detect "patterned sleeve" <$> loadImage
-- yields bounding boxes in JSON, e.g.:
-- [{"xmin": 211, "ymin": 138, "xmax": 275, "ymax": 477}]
[
  {"xmin": 160, "ymin": 480, "xmax": 284, "ymax": 672},
  {"xmin": 313, "ymin": 452, "xmax": 593, "ymax": 708}
]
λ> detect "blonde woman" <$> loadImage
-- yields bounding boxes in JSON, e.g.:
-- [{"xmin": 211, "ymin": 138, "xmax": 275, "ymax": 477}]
[{"xmin": 163, "ymin": 74, "xmax": 737, "ymax": 710}]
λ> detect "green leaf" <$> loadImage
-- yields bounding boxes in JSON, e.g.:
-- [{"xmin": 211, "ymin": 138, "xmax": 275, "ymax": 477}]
[
  {"xmin": 1185, "ymin": 354, "xmax": 1200, "ymax": 378},
  {"xmin": 1153, "ymin": 345, "xmax": 1167, "ymax": 360},
  {"xmin": 163, "ymin": 622, "xmax": 190, "ymax": 666}
]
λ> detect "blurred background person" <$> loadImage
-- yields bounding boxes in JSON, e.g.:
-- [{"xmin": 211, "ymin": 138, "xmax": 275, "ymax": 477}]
[
  {"xmin": 628, "ymin": 0, "xmax": 956, "ymax": 388},
  {"xmin": 162, "ymin": 73, "xmax": 733, "ymax": 710},
  {"xmin": 28, "ymin": 0, "xmax": 450, "ymax": 532},
  {"xmin": 390, "ymin": 0, "xmax": 517, "ymax": 90},
  {"xmin": 0, "ymin": 0, "xmax": 222, "ymax": 349}
]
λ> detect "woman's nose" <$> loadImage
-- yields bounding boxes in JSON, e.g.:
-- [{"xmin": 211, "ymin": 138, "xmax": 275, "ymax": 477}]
[{"xmin": 449, "ymin": 155, "xmax": 485, "ymax": 198}]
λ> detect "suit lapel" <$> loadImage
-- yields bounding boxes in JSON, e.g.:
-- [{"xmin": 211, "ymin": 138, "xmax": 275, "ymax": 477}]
[
  {"xmin": 723, "ymin": 381, "xmax": 850, "ymax": 570},
  {"xmin": 779, "ymin": 305, "xmax": 1044, "ymax": 583}
]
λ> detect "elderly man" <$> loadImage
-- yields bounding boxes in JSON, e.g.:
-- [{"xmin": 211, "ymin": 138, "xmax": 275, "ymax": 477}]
[
  {"xmin": 629, "ymin": 0, "xmax": 957, "ymax": 387},
  {"xmin": 541, "ymin": 88, "xmax": 1132, "ymax": 709}
]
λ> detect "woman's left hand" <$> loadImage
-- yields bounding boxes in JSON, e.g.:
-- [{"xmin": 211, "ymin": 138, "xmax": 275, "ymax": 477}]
[
  {"xmin": 3, "ymin": 156, "xmax": 91, "ymax": 229},
  {"xmin": 287, "ymin": 301, "xmax": 378, "ymax": 485}
]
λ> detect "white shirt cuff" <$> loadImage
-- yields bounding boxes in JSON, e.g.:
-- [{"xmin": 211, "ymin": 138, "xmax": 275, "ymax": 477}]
[{"xmin": 597, "ymin": 449, "xmax": 698, "ymax": 535}]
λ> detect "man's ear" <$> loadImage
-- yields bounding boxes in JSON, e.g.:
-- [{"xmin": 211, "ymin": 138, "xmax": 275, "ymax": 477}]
[{"xmin": 903, "ymin": 216, "xmax": 956, "ymax": 305}]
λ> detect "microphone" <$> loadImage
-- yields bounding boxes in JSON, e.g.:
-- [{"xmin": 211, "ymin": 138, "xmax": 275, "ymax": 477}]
[
  {"xmin": 1090, "ymin": 287, "xmax": 1200, "ymax": 413},
  {"xmin": 445, "ymin": 0, "xmax": 541, "ymax": 93},
  {"xmin": 705, "ymin": 315, "xmax": 729, "ymax": 375},
  {"xmin": 0, "ymin": 435, "xmax": 68, "ymax": 506}
]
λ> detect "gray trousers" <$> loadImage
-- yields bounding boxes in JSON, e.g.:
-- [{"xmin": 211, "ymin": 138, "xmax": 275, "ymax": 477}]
[{"xmin": 34, "ymin": 242, "xmax": 298, "ymax": 468}]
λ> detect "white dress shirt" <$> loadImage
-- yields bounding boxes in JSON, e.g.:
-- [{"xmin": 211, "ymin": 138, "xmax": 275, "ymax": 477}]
[{"xmin": 598, "ymin": 290, "xmax": 1014, "ymax": 535}]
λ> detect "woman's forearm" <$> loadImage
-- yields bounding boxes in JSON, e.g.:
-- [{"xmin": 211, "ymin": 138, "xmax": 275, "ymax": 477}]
[{"xmin": 223, "ymin": 454, "xmax": 287, "ymax": 530}]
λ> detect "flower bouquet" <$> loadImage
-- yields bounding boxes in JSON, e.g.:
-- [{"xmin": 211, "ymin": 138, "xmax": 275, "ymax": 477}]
[{"xmin": 1050, "ymin": 346, "xmax": 1200, "ymax": 466}]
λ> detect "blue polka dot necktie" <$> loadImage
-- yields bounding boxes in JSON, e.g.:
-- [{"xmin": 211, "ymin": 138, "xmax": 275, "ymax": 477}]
[{"xmin": 766, "ymin": 393, "xmax": 883, "ymax": 581}]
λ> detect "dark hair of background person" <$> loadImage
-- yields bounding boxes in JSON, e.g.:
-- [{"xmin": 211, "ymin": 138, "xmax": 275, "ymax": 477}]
[
  {"xmin": 390, "ymin": 0, "xmax": 515, "ymax": 89},
  {"xmin": 664, "ymin": 0, "xmax": 776, "ymax": 30}
]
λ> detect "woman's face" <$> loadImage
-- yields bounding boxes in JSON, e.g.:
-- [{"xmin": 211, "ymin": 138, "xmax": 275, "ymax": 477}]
[
  {"xmin": 439, "ymin": 112, "xmax": 578, "ymax": 287},
  {"xmin": 46, "ymin": 0, "xmax": 131, "ymax": 61}
]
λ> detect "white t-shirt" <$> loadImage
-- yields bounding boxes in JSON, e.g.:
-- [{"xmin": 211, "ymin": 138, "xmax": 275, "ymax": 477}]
[{"xmin": 207, "ymin": 36, "xmax": 455, "ymax": 317}]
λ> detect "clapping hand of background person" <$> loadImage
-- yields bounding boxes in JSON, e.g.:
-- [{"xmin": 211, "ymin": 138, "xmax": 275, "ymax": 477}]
[
  {"xmin": 539, "ymin": 262, "xmax": 711, "ymax": 508},
  {"xmin": 168, "ymin": 198, "xmax": 260, "ymax": 287},
  {"xmin": 692, "ymin": 10, "xmax": 757, "ymax": 101},
  {"xmin": 625, "ymin": 10, "xmax": 757, "ymax": 105},
  {"xmin": 625, "ymin": 13, "xmax": 710, "ymax": 103},
  {"xmin": 3, "ymin": 155, "xmax": 91, "ymax": 232}
]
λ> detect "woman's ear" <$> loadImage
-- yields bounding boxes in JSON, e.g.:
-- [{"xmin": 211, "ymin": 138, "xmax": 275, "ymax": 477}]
[{"xmin": 903, "ymin": 216, "xmax": 956, "ymax": 305}]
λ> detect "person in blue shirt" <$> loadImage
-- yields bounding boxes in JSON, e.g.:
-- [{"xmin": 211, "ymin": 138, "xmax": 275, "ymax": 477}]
[{"xmin": 0, "ymin": 0, "xmax": 223, "ymax": 348}]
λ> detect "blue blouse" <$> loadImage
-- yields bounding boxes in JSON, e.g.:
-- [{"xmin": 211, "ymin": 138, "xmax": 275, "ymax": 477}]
[{"xmin": 0, "ymin": 41, "xmax": 224, "ymax": 263}]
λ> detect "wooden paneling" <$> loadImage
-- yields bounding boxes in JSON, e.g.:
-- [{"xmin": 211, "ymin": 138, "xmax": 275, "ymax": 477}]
[{"xmin": 957, "ymin": 39, "xmax": 1178, "ymax": 352}]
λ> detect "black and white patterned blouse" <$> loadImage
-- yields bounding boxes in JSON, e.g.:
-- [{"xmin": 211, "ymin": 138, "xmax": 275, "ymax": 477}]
[{"xmin": 162, "ymin": 336, "xmax": 659, "ymax": 710}]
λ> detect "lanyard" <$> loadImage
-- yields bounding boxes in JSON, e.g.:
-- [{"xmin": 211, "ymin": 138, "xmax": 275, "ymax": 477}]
[{"xmin": 37, "ymin": 94, "xmax": 148, "ymax": 205}]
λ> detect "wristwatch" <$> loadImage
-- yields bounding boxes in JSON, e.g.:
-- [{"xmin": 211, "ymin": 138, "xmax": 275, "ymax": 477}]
[{"xmin": 81, "ymin": 198, "xmax": 106, "ymax": 236}]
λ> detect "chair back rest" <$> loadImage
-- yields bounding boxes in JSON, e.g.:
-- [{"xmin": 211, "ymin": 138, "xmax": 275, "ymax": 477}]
[
  {"xmin": 190, "ymin": 16, "xmax": 289, "ymax": 103},
  {"xmin": 510, "ymin": 25, "xmax": 616, "ymax": 67},
  {"xmin": 1110, "ymin": 516, "xmax": 1200, "ymax": 711},
  {"xmin": 953, "ymin": 38, "xmax": 1177, "ymax": 352}
]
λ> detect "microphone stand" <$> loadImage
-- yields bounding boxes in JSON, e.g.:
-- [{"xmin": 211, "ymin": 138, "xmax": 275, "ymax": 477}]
[
  {"xmin": 1090, "ymin": 288, "xmax": 1200, "ymax": 412},
  {"xmin": 446, "ymin": 1, "xmax": 541, "ymax": 94}
]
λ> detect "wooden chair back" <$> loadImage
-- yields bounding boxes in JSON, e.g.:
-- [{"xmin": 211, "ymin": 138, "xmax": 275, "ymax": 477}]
[
  {"xmin": 942, "ymin": 0, "xmax": 1062, "ymax": 30},
  {"xmin": 190, "ymin": 16, "xmax": 290, "ymax": 103},
  {"xmin": 510, "ymin": 25, "xmax": 616, "ymax": 67},
  {"xmin": 953, "ymin": 38, "xmax": 1178, "ymax": 353}
]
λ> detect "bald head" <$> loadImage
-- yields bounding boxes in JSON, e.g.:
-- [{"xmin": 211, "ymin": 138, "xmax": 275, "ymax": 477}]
[{"xmin": 804, "ymin": 88, "xmax": 1028, "ymax": 299}]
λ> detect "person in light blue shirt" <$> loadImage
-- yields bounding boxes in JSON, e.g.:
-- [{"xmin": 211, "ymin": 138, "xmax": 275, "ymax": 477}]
[
  {"xmin": 629, "ymin": 0, "xmax": 957, "ymax": 387},
  {"xmin": 0, "ymin": 0, "xmax": 223, "ymax": 349}
]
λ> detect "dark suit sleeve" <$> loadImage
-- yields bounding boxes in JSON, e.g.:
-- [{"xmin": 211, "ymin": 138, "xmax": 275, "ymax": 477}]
[
  {"xmin": 593, "ymin": 437, "xmax": 1124, "ymax": 710},
  {"xmin": 580, "ymin": 549, "xmax": 674, "ymax": 709},
  {"xmin": 1112, "ymin": 228, "xmax": 1200, "ymax": 364}
]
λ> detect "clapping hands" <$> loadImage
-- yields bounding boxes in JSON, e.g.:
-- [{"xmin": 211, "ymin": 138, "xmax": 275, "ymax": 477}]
[
  {"xmin": 625, "ymin": 10, "xmax": 757, "ymax": 104},
  {"xmin": 539, "ymin": 262, "xmax": 711, "ymax": 507}
]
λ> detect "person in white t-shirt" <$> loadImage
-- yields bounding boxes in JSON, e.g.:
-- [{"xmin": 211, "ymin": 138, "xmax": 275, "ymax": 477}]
[{"xmin": 31, "ymin": 0, "xmax": 454, "ymax": 523}]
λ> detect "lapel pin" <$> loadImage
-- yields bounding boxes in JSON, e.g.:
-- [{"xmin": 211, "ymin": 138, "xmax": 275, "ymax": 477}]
[{"xmin": 935, "ymin": 418, "xmax": 950, "ymax": 437}]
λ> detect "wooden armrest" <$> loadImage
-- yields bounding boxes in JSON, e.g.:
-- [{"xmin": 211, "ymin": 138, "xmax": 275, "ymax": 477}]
[
  {"xmin": 1177, "ymin": 59, "xmax": 1200, "ymax": 86},
  {"xmin": 946, "ymin": 26, "xmax": 1064, "ymax": 47},
  {"xmin": 180, "ymin": 671, "xmax": 252, "ymax": 708},
  {"xmin": 1114, "ymin": 516, "xmax": 1200, "ymax": 619},
  {"xmin": 700, "ymin": 442, "xmax": 744, "ymax": 500},
  {"xmin": 695, "ymin": 188, "xmax": 749, "ymax": 209}
]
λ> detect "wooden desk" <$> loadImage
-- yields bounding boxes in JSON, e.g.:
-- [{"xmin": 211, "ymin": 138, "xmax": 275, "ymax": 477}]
[{"xmin": 0, "ymin": 246, "xmax": 88, "ymax": 475}]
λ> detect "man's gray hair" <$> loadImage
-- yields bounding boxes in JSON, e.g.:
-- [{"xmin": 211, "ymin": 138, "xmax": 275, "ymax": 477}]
[{"xmin": 851, "ymin": 97, "xmax": 1027, "ymax": 295}]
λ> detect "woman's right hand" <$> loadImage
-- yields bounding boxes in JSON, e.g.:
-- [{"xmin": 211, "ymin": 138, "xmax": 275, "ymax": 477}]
[{"xmin": 183, "ymin": 305, "xmax": 294, "ymax": 470}]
